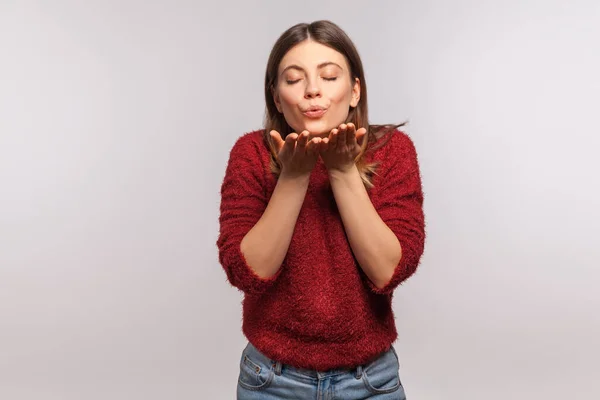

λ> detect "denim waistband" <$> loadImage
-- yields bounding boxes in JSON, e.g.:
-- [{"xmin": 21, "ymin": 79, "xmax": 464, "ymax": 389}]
[{"xmin": 245, "ymin": 342, "xmax": 392, "ymax": 380}]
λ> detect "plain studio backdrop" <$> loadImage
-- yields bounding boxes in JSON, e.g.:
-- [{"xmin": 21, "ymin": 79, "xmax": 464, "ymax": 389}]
[{"xmin": 1, "ymin": 0, "xmax": 599, "ymax": 399}]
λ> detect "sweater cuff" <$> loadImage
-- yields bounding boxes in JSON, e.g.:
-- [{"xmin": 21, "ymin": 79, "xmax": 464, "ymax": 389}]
[
  {"xmin": 225, "ymin": 243, "xmax": 282, "ymax": 295},
  {"xmin": 364, "ymin": 249, "xmax": 415, "ymax": 295}
]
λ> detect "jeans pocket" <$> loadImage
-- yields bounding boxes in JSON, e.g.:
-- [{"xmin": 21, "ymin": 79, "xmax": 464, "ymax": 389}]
[
  {"xmin": 361, "ymin": 346, "xmax": 402, "ymax": 395},
  {"xmin": 237, "ymin": 344, "xmax": 275, "ymax": 391}
]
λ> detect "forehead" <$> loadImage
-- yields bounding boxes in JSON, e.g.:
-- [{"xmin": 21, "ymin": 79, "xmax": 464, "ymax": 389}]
[{"xmin": 279, "ymin": 40, "xmax": 348, "ymax": 72}]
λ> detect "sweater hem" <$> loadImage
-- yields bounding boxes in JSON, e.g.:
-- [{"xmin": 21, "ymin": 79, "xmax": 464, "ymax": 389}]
[{"xmin": 242, "ymin": 326, "xmax": 398, "ymax": 371}]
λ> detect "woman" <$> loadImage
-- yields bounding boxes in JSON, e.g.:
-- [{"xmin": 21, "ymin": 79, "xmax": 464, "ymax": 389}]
[{"xmin": 217, "ymin": 20, "xmax": 425, "ymax": 399}]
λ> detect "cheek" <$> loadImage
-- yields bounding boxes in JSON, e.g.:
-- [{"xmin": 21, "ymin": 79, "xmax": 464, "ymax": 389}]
[
  {"xmin": 327, "ymin": 84, "xmax": 353, "ymax": 104},
  {"xmin": 323, "ymin": 85, "xmax": 353, "ymax": 126},
  {"xmin": 278, "ymin": 87, "xmax": 303, "ymax": 109}
]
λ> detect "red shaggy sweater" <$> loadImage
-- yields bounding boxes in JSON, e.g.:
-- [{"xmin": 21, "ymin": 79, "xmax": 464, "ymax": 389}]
[{"xmin": 217, "ymin": 129, "xmax": 425, "ymax": 371}]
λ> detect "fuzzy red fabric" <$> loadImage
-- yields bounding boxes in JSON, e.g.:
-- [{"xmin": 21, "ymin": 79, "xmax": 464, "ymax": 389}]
[{"xmin": 217, "ymin": 129, "xmax": 425, "ymax": 371}]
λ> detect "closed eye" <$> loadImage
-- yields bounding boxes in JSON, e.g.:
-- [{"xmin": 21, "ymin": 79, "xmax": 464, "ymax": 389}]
[{"xmin": 286, "ymin": 77, "xmax": 338, "ymax": 84}]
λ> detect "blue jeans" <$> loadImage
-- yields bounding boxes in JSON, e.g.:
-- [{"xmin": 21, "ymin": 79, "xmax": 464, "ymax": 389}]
[{"xmin": 237, "ymin": 342, "xmax": 407, "ymax": 399}]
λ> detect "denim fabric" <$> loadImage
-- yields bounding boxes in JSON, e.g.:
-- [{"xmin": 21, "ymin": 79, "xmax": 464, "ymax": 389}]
[{"xmin": 237, "ymin": 342, "xmax": 406, "ymax": 399}]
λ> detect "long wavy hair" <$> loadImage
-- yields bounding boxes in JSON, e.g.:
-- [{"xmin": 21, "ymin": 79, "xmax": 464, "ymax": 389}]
[{"xmin": 263, "ymin": 20, "xmax": 405, "ymax": 188}]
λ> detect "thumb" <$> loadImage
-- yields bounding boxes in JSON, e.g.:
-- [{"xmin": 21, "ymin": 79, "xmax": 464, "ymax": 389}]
[
  {"xmin": 356, "ymin": 128, "xmax": 367, "ymax": 145},
  {"xmin": 270, "ymin": 130, "xmax": 285, "ymax": 151}
]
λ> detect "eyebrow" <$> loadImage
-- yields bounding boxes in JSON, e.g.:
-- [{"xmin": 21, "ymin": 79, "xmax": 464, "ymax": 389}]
[{"xmin": 280, "ymin": 61, "xmax": 343, "ymax": 76}]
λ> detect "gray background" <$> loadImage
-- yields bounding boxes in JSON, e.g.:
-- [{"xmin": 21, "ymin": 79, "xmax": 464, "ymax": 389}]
[{"xmin": 1, "ymin": 0, "xmax": 599, "ymax": 399}]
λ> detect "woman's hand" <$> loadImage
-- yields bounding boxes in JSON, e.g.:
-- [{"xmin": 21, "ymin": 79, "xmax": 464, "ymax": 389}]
[
  {"xmin": 270, "ymin": 130, "xmax": 323, "ymax": 179},
  {"xmin": 319, "ymin": 123, "xmax": 367, "ymax": 173}
]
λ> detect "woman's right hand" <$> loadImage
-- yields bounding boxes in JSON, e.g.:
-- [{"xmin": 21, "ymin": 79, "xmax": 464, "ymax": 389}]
[{"xmin": 270, "ymin": 130, "xmax": 322, "ymax": 179}]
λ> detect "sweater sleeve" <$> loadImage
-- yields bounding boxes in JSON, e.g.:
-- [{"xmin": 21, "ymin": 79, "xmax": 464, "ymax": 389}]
[
  {"xmin": 216, "ymin": 133, "xmax": 281, "ymax": 295},
  {"xmin": 366, "ymin": 132, "xmax": 426, "ymax": 295}
]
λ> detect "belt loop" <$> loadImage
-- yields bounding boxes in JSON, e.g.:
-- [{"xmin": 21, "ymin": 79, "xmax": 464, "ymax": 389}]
[
  {"xmin": 273, "ymin": 360, "xmax": 282, "ymax": 376},
  {"xmin": 355, "ymin": 365, "xmax": 363, "ymax": 379}
]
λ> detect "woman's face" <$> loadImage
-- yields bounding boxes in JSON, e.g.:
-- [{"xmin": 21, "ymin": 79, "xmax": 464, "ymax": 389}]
[{"xmin": 273, "ymin": 40, "xmax": 360, "ymax": 137}]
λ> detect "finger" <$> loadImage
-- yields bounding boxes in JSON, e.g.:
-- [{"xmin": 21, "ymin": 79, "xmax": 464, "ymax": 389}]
[
  {"xmin": 281, "ymin": 133, "xmax": 298, "ymax": 157},
  {"xmin": 319, "ymin": 137, "xmax": 329, "ymax": 153},
  {"xmin": 297, "ymin": 130, "xmax": 310, "ymax": 152},
  {"xmin": 270, "ymin": 130, "xmax": 285, "ymax": 151},
  {"xmin": 307, "ymin": 137, "xmax": 321, "ymax": 155},
  {"xmin": 329, "ymin": 128, "xmax": 339, "ymax": 148},
  {"xmin": 337, "ymin": 124, "xmax": 347, "ymax": 151},
  {"xmin": 346, "ymin": 123, "xmax": 356, "ymax": 147},
  {"xmin": 285, "ymin": 132, "xmax": 298, "ymax": 144}
]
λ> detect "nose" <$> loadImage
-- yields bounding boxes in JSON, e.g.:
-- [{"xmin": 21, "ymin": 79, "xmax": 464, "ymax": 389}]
[{"xmin": 304, "ymin": 80, "xmax": 321, "ymax": 99}]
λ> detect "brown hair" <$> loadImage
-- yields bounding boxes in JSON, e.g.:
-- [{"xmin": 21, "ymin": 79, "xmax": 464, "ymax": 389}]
[{"xmin": 263, "ymin": 20, "xmax": 405, "ymax": 188}]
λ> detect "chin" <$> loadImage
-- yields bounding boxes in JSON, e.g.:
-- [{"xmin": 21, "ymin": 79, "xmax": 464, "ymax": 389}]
[{"xmin": 302, "ymin": 120, "xmax": 335, "ymax": 136}]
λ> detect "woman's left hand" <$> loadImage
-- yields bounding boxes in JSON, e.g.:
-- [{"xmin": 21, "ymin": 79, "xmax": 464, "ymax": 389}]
[{"xmin": 319, "ymin": 123, "xmax": 367, "ymax": 173}]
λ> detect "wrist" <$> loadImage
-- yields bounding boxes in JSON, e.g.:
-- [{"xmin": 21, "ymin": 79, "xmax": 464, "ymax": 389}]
[
  {"xmin": 279, "ymin": 169, "xmax": 311, "ymax": 184},
  {"xmin": 327, "ymin": 164, "xmax": 358, "ymax": 181}
]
